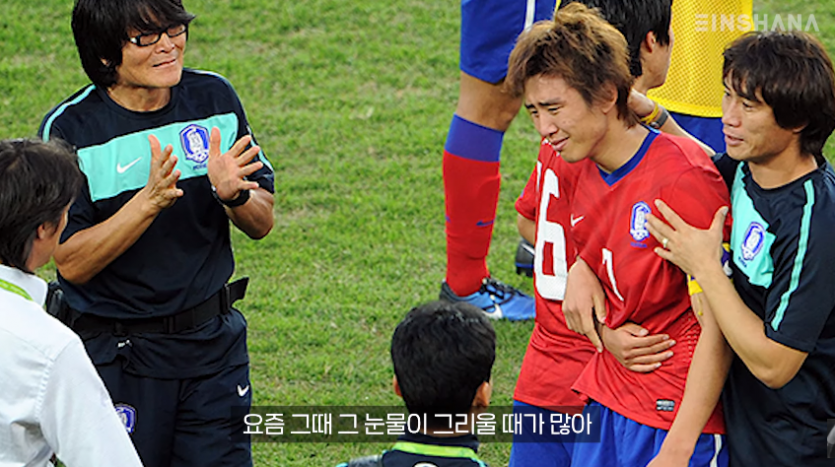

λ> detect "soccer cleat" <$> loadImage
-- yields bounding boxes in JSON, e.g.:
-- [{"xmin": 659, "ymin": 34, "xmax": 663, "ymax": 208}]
[
  {"xmin": 515, "ymin": 238, "xmax": 535, "ymax": 277},
  {"xmin": 440, "ymin": 277, "xmax": 535, "ymax": 321}
]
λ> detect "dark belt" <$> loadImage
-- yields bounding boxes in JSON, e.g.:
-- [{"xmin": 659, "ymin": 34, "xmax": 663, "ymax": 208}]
[{"xmin": 72, "ymin": 277, "xmax": 249, "ymax": 335}]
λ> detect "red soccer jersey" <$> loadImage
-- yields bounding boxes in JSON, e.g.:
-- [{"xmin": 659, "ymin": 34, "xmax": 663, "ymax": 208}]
[
  {"xmin": 570, "ymin": 131, "xmax": 729, "ymax": 433},
  {"xmin": 514, "ymin": 139, "xmax": 596, "ymax": 409}
]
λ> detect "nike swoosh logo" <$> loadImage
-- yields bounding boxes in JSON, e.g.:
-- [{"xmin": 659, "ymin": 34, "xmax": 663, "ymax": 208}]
[
  {"xmin": 490, "ymin": 303, "xmax": 503, "ymax": 320},
  {"xmin": 116, "ymin": 157, "xmax": 142, "ymax": 174},
  {"xmin": 570, "ymin": 215, "xmax": 585, "ymax": 227},
  {"xmin": 237, "ymin": 384, "xmax": 250, "ymax": 397}
]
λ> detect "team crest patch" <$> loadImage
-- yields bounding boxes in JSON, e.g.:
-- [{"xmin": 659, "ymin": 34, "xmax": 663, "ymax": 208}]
[
  {"xmin": 741, "ymin": 222, "xmax": 766, "ymax": 262},
  {"xmin": 115, "ymin": 404, "xmax": 137, "ymax": 434},
  {"xmin": 180, "ymin": 124, "xmax": 210, "ymax": 164},
  {"xmin": 630, "ymin": 201, "xmax": 651, "ymax": 242}
]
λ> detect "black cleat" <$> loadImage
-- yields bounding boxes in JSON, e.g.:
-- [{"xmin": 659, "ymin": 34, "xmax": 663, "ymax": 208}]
[{"xmin": 515, "ymin": 238, "xmax": 535, "ymax": 277}]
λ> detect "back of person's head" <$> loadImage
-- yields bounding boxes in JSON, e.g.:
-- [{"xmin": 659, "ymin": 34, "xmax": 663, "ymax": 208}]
[
  {"xmin": 72, "ymin": 0, "xmax": 196, "ymax": 89},
  {"xmin": 0, "ymin": 139, "xmax": 82, "ymax": 273},
  {"xmin": 559, "ymin": 0, "xmax": 672, "ymax": 78},
  {"xmin": 507, "ymin": 2, "xmax": 638, "ymax": 126},
  {"xmin": 723, "ymin": 31, "xmax": 835, "ymax": 160},
  {"xmin": 390, "ymin": 301, "xmax": 496, "ymax": 423}
]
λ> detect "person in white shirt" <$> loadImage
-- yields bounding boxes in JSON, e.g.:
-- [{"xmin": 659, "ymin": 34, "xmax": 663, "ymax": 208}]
[{"xmin": 0, "ymin": 138, "xmax": 143, "ymax": 467}]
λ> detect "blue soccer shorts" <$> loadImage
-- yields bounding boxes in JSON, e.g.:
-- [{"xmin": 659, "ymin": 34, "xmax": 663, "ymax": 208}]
[
  {"xmin": 460, "ymin": 0, "xmax": 557, "ymax": 83},
  {"xmin": 509, "ymin": 401, "xmax": 575, "ymax": 467},
  {"xmin": 572, "ymin": 401, "xmax": 728, "ymax": 467}
]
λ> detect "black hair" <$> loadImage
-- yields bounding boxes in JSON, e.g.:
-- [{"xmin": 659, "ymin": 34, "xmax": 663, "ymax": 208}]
[
  {"xmin": 390, "ymin": 301, "xmax": 496, "ymax": 426},
  {"xmin": 72, "ymin": 0, "xmax": 196, "ymax": 88},
  {"xmin": 723, "ymin": 31, "xmax": 835, "ymax": 161},
  {"xmin": 507, "ymin": 4, "xmax": 639, "ymax": 126},
  {"xmin": 0, "ymin": 139, "xmax": 82, "ymax": 273},
  {"xmin": 560, "ymin": 0, "xmax": 673, "ymax": 78}
]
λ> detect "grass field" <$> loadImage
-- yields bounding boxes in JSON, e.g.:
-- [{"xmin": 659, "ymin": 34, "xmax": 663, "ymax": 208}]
[{"xmin": 1, "ymin": 0, "xmax": 834, "ymax": 465}]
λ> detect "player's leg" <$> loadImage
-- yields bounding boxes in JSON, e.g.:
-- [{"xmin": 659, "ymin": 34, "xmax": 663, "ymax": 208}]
[
  {"xmin": 171, "ymin": 362, "xmax": 252, "ymax": 467},
  {"xmin": 442, "ymin": 0, "xmax": 555, "ymax": 320},
  {"xmin": 509, "ymin": 401, "xmax": 573, "ymax": 467},
  {"xmin": 443, "ymin": 71, "xmax": 519, "ymax": 297},
  {"xmin": 95, "ymin": 361, "xmax": 178, "ymax": 466},
  {"xmin": 442, "ymin": 73, "xmax": 533, "ymax": 320}
]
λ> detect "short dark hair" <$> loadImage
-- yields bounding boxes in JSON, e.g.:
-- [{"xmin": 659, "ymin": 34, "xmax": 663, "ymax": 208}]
[
  {"xmin": 72, "ymin": 0, "xmax": 196, "ymax": 88},
  {"xmin": 560, "ymin": 0, "xmax": 673, "ymax": 78},
  {"xmin": 723, "ymin": 31, "xmax": 835, "ymax": 160},
  {"xmin": 0, "ymin": 139, "xmax": 82, "ymax": 273},
  {"xmin": 391, "ymin": 301, "xmax": 496, "ymax": 425},
  {"xmin": 507, "ymin": 3, "xmax": 639, "ymax": 126}
]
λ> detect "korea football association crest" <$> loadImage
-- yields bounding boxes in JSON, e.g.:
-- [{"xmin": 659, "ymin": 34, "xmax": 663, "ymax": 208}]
[
  {"xmin": 179, "ymin": 124, "xmax": 210, "ymax": 167},
  {"xmin": 630, "ymin": 201, "xmax": 651, "ymax": 244},
  {"xmin": 114, "ymin": 404, "xmax": 137, "ymax": 434},
  {"xmin": 741, "ymin": 222, "xmax": 766, "ymax": 262}
]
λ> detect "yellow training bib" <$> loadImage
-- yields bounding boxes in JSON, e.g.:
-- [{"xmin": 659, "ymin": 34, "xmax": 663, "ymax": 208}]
[{"xmin": 648, "ymin": 1, "xmax": 754, "ymax": 117}]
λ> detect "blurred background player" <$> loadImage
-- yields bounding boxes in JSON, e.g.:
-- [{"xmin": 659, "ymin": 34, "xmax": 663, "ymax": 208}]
[
  {"xmin": 508, "ymin": 4, "xmax": 731, "ymax": 465},
  {"xmin": 0, "ymin": 138, "xmax": 143, "ymax": 467},
  {"xmin": 337, "ymin": 300, "xmax": 496, "ymax": 467},
  {"xmin": 39, "ymin": 0, "xmax": 275, "ymax": 464},
  {"xmin": 439, "ymin": 0, "xmax": 559, "ymax": 320},
  {"xmin": 508, "ymin": 1, "xmax": 679, "ymax": 465},
  {"xmin": 648, "ymin": 0, "xmax": 753, "ymax": 152}
]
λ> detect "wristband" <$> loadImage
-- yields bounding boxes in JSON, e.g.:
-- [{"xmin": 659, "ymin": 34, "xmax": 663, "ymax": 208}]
[
  {"xmin": 212, "ymin": 186, "xmax": 250, "ymax": 207},
  {"xmin": 687, "ymin": 243, "xmax": 733, "ymax": 313},
  {"xmin": 648, "ymin": 105, "xmax": 670, "ymax": 129},
  {"xmin": 640, "ymin": 101, "xmax": 661, "ymax": 125},
  {"xmin": 687, "ymin": 275, "xmax": 704, "ymax": 297}
]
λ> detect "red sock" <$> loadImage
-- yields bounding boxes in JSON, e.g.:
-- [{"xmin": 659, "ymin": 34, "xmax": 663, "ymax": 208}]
[{"xmin": 443, "ymin": 115, "xmax": 504, "ymax": 296}]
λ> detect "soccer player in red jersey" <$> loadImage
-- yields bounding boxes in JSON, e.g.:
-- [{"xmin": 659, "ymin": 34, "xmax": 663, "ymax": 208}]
[
  {"xmin": 513, "ymin": 0, "xmax": 679, "ymax": 404},
  {"xmin": 506, "ymin": 4, "xmax": 732, "ymax": 466}
]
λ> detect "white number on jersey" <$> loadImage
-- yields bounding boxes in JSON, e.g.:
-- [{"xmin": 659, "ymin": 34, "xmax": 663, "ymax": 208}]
[
  {"xmin": 602, "ymin": 248, "xmax": 625, "ymax": 302},
  {"xmin": 534, "ymin": 167, "xmax": 568, "ymax": 300}
]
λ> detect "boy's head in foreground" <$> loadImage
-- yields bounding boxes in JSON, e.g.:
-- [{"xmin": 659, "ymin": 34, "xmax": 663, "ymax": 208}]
[{"xmin": 391, "ymin": 301, "xmax": 496, "ymax": 428}]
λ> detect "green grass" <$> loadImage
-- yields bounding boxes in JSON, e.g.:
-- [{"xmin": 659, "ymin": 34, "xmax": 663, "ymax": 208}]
[{"xmin": 2, "ymin": 1, "xmax": 834, "ymax": 466}]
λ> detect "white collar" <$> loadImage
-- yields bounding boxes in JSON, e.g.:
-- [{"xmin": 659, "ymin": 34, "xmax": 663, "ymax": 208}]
[{"xmin": 0, "ymin": 264, "xmax": 48, "ymax": 306}]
